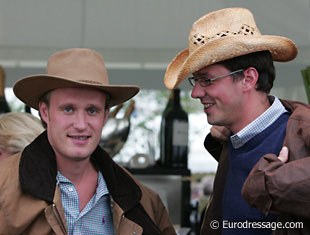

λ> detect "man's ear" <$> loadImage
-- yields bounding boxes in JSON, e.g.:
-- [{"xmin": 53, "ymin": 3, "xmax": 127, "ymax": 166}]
[
  {"xmin": 39, "ymin": 102, "xmax": 49, "ymax": 124},
  {"xmin": 242, "ymin": 67, "xmax": 259, "ymax": 90}
]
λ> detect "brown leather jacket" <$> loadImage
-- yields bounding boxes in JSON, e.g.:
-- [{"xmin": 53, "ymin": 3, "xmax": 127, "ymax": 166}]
[
  {"xmin": 201, "ymin": 99, "xmax": 310, "ymax": 235},
  {"xmin": 0, "ymin": 131, "xmax": 176, "ymax": 235}
]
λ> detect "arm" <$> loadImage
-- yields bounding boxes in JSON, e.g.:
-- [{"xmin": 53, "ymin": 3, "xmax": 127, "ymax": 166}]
[{"xmin": 242, "ymin": 147, "xmax": 310, "ymax": 218}]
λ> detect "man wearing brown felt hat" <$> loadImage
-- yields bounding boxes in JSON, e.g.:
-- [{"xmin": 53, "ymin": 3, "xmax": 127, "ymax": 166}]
[
  {"xmin": 164, "ymin": 7, "xmax": 310, "ymax": 235},
  {"xmin": 0, "ymin": 48, "xmax": 176, "ymax": 235}
]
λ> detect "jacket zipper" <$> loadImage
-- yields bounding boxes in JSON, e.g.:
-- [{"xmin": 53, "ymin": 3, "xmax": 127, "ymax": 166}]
[{"xmin": 52, "ymin": 203, "xmax": 67, "ymax": 234}]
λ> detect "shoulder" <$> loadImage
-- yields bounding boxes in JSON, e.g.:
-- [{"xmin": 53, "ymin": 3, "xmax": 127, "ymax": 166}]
[
  {"xmin": 282, "ymin": 99, "xmax": 310, "ymax": 122},
  {"xmin": 286, "ymin": 101, "xmax": 310, "ymax": 133},
  {"xmin": 0, "ymin": 153, "xmax": 21, "ymax": 188},
  {"xmin": 0, "ymin": 153, "xmax": 23, "ymax": 204},
  {"xmin": 0, "ymin": 153, "xmax": 50, "ymax": 232}
]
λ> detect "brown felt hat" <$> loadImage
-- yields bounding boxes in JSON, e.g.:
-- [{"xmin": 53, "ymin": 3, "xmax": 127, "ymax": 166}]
[
  {"xmin": 13, "ymin": 48, "xmax": 140, "ymax": 109},
  {"xmin": 164, "ymin": 7, "xmax": 298, "ymax": 89}
]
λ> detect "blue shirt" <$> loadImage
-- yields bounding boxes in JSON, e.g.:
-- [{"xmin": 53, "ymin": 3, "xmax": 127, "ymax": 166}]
[
  {"xmin": 57, "ymin": 171, "xmax": 114, "ymax": 235},
  {"xmin": 230, "ymin": 96, "xmax": 288, "ymax": 148}
]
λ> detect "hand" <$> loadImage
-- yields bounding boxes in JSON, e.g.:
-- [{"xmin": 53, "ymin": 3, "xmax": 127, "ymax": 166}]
[
  {"xmin": 210, "ymin": 125, "xmax": 230, "ymax": 142},
  {"xmin": 278, "ymin": 146, "xmax": 289, "ymax": 163}
]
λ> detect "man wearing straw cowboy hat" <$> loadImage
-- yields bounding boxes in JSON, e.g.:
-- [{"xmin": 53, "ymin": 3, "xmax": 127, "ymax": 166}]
[
  {"xmin": 0, "ymin": 48, "xmax": 176, "ymax": 235},
  {"xmin": 164, "ymin": 7, "xmax": 310, "ymax": 235}
]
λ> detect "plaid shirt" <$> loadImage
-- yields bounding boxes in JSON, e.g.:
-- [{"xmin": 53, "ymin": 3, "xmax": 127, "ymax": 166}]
[
  {"xmin": 230, "ymin": 96, "xmax": 288, "ymax": 148},
  {"xmin": 57, "ymin": 171, "xmax": 114, "ymax": 235}
]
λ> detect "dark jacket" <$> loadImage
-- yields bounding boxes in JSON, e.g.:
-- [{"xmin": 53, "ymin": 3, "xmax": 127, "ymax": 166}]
[
  {"xmin": 0, "ymin": 131, "xmax": 176, "ymax": 235},
  {"xmin": 200, "ymin": 99, "xmax": 310, "ymax": 235}
]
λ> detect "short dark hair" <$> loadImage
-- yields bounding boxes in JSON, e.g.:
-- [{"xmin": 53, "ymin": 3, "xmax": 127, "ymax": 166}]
[{"xmin": 218, "ymin": 50, "xmax": 275, "ymax": 94}]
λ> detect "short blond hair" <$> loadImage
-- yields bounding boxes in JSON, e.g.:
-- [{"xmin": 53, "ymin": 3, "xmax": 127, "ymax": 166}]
[{"xmin": 0, "ymin": 112, "xmax": 44, "ymax": 154}]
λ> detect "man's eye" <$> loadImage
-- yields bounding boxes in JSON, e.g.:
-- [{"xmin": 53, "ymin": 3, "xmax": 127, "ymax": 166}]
[
  {"xmin": 88, "ymin": 108, "xmax": 99, "ymax": 115},
  {"xmin": 197, "ymin": 78, "xmax": 212, "ymax": 86},
  {"xmin": 193, "ymin": 78, "xmax": 199, "ymax": 83},
  {"xmin": 202, "ymin": 79, "xmax": 212, "ymax": 86},
  {"xmin": 64, "ymin": 107, "xmax": 73, "ymax": 113}
]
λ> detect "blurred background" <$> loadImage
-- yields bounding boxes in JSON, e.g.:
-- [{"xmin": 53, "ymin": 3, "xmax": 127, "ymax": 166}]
[
  {"xmin": 1, "ymin": 0, "xmax": 309, "ymax": 172},
  {"xmin": 0, "ymin": 0, "xmax": 309, "ymax": 232}
]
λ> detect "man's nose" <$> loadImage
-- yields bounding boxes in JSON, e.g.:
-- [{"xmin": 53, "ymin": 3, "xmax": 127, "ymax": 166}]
[
  {"xmin": 191, "ymin": 83, "xmax": 205, "ymax": 99},
  {"xmin": 73, "ymin": 112, "xmax": 88, "ymax": 129}
]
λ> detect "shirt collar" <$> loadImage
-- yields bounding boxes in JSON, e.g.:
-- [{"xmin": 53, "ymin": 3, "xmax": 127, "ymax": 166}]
[
  {"xmin": 230, "ymin": 96, "xmax": 288, "ymax": 148},
  {"xmin": 19, "ymin": 130, "xmax": 142, "ymax": 210}
]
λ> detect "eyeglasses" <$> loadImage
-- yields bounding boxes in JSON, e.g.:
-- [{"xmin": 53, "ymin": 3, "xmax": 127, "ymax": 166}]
[{"xmin": 188, "ymin": 69, "xmax": 244, "ymax": 87}]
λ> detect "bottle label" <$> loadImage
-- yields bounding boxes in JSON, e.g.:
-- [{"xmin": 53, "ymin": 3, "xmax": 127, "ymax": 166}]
[{"xmin": 172, "ymin": 120, "xmax": 188, "ymax": 146}]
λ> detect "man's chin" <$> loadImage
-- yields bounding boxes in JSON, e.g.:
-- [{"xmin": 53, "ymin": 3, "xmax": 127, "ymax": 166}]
[
  {"xmin": 70, "ymin": 155, "xmax": 91, "ymax": 162},
  {"xmin": 206, "ymin": 115, "xmax": 216, "ymax": 125},
  {"xmin": 207, "ymin": 118, "xmax": 223, "ymax": 127}
]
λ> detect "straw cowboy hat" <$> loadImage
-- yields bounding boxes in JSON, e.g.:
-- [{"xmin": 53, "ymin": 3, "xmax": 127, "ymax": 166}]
[
  {"xmin": 13, "ymin": 48, "xmax": 140, "ymax": 109},
  {"xmin": 164, "ymin": 7, "xmax": 298, "ymax": 89}
]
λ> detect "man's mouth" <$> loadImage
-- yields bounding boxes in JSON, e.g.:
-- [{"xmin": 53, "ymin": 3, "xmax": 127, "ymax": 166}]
[
  {"xmin": 68, "ymin": 135, "xmax": 90, "ymax": 140},
  {"xmin": 203, "ymin": 103, "xmax": 214, "ymax": 109}
]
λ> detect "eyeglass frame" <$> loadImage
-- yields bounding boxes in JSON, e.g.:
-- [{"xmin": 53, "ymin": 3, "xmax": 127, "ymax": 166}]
[{"xmin": 188, "ymin": 69, "xmax": 244, "ymax": 87}]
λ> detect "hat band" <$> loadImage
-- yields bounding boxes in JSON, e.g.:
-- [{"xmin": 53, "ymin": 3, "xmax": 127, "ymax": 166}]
[
  {"xmin": 191, "ymin": 24, "xmax": 255, "ymax": 47},
  {"xmin": 78, "ymin": 79, "xmax": 103, "ymax": 85}
]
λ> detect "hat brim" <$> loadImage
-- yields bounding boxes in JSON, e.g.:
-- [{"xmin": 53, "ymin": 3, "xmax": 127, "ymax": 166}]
[
  {"xmin": 164, "ymin": 35, "xmax": 298, "ymax": 89},
  {"xmin": 13, "ymin": 75, "xmax": 140, "ymax": 110}
]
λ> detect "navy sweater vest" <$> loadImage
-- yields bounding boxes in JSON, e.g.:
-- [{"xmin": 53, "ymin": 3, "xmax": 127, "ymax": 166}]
[{"xmin": 221, "ymin": 112, "xmax": 289, "ymax": 235}]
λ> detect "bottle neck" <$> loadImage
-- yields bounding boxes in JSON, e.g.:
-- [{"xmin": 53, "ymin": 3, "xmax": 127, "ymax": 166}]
[
  {"xmin": 0, "ymin": 71, "xmax": 5, "ymax": 97},
  {"xmin": 173, "ymin": 89, "xmax": 181, "ymax": 107}
]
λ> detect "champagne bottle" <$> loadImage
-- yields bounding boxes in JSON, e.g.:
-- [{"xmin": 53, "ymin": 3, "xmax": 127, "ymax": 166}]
[
  {"xmin": 160, "ymin": 88, "xmax": 188, "ymax": 168},
  {"xmin": 25, "ymin": 105, "xmax": 31, "ymax": 113},
  {"xmin": 0, "ymin": 65, "xmax": 10, "ymax": 114},
  {"xmin": 159, "ymin": 91, "xmax": 173, "ymax": 166}
]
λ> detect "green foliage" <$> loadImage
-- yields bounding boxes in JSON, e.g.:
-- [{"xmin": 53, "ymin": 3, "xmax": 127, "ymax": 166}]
[{"xmin": 301, "ymin": 66, "xmax": 310, "ymax": 104}]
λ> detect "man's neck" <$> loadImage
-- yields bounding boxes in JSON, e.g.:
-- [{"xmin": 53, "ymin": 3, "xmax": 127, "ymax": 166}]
[
  {"xmin": 56, "ymin": 156, "xmax": 97, "ymax": 184},
  {"xmin": 230, "ymin": 93, "xmax": 270, "ymax": 134},
  {"xmin": 57, "ymin": 159, "xmax": 99, "ymax": 211}
]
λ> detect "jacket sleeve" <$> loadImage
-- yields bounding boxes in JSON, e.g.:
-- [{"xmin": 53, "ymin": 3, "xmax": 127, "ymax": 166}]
[
  {"xmin": 242, "ymin": 154, "xmax": 310, "ymax": 219},
  {"xmin": 204, "ymin": 133, "xmax": 224, "ymax": 162}
]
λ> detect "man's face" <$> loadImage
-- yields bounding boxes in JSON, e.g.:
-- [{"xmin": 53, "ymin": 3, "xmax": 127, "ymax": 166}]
[
  {"xmin": 190, "ymin": 64, "xmax": 244, "ymax": 131},
  {"xmin": 39, "ymin": 87, "xmax": 109, "ymax": 163}
]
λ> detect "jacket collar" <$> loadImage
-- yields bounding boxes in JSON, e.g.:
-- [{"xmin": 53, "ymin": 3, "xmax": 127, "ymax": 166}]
[{"xmin": 19, "ymin": 131, "xmax": 141, "ymax": 212}]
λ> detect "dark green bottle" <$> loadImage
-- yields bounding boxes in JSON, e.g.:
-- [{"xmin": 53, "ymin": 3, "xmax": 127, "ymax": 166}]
[
  {"xmin": 0, "ymin": 65, "xmax": 10, "ymax": 114},
  {"xmin": 160, "ymin": 88, "xmax": 188, "ymax": 168}
]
